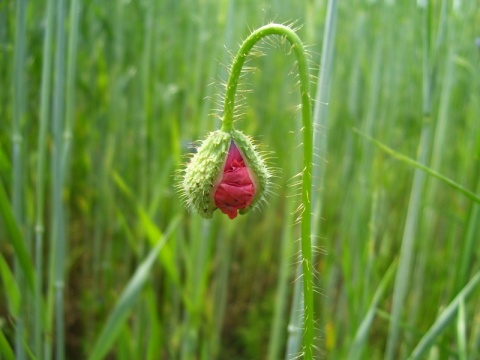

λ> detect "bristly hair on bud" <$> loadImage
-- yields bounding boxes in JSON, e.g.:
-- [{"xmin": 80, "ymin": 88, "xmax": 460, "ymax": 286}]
[{"xmin": 178, "ymin": 129, "xmax": 273, "ymax": 219}]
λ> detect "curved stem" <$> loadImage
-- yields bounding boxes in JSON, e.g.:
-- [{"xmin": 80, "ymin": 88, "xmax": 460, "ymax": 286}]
[{"xmin": 221, "ymin": 24, "xmax": 315, "ymax": 359}]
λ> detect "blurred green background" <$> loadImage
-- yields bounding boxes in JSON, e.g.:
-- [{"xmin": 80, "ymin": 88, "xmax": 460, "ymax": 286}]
[{"xmin": 1, "ymin": 0, "xmax": 480, "ymax": 359}]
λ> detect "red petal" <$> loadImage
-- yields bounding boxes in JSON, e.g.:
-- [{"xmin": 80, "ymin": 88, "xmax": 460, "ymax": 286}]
[
  {"xmin": 214, "ymin": 141, "xmax": 256, "ymax": 219},
  {"xmin": 222, "ymin": 167, "xmax": 252, "ymax": 186},
  {"xmin": 224, "ymin": 142, "xmax": 243, "ymax": 168}
]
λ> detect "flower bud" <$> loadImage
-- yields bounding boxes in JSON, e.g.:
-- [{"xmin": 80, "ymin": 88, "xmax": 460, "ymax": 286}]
[{"xmin": 180, "ymin": 129, "xmax": 271, "ymax": 219}]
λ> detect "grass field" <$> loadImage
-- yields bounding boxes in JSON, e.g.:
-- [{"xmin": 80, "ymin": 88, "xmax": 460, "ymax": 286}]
[{"xmin": 1, "ymin": 0, "xmax": 480, "ymax": 359}]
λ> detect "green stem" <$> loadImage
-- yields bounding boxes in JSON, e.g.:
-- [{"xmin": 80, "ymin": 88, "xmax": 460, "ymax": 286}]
[
  {"xmin": 49, "ymin": 0, "xmax": 67, "ymax": 358},
  {"xmin": 35, "ymin": 0, "xmax": 56, "ymax": 356},
  {"xmin": 12, "ymin": 0, "xmax": 27, "ymax": 358},
  {"xmin": 221, "ymin": 23, "xmax": 315, "ymax": 359}
]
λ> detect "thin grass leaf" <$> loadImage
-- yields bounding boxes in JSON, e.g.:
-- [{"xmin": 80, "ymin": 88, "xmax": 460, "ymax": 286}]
[
  {"xmin": 407, "ymin": 271, "xmax": 480, "ymax": 360},
  {"xmin": 354, "ymin": 129, "xmax": 480, "ymax": 204},
  {"xmin": 112, "ymin": 171, "xmax": 182, "ymax": 289},
  {"xmin": 145, "ymin": 285, "xmax": 162, "ymax": 360},
  {"xmin": 88, "ymin": 234, "xmax": 171, "ymax": 360},
  {"xmin": 0, "ymin": 329, "xmax": 15, "ymax": 360},
  {"xmin": 268, "ymin": 201, "xmax": 295, "ymax": 360},
  {"xmin": 0, "ymin": 179, "xmax": 34, "ymax": 291},
  {"xmin": 209, "ymin": 222, "xmax": 236, "ymax": 359},
  {"xmin": 0, "ymin": 253, "xmax": 21, "ymax": 318},
  {"xmin": 348, "ymin": 261, "xmax": 397, "ymax": 359},
  {"xmin": 384, "ymin": 119, "xmax": 432, "ymax": 360},
  {"xmin": 455, "ymin": 183, "xmax": 480, "ymax": 292},
  {"xmin": 0, "ymin": 145, "xmax": 10, "ymax": 175},
  {"xmin": 180, "ymin": 216, "xmax": 217, "ymax": 359},
  {"xmin": 117, "ymin": 325, "xmax": 134, "ymax": 360}
]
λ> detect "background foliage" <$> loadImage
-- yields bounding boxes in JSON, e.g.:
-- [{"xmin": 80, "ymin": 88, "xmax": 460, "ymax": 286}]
[{"xmin": 1, "ymin": 0, "xmax": 479, "ymax": 359}]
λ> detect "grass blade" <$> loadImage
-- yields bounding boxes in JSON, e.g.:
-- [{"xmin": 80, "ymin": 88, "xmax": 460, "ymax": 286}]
[
  {"xmin": 407, "ymin": 271, "xmax": 480, "ymax": 359},
  {"xmin": 35, "ymin": 0, "xmax": 55, "ymax": 356},
  {"xmin": 11, "ymin": 0, "xmax": 28, "ymax": 357},
  {"xmin": 0, "ymin": 328, "xmax": 15, "ymax": 360},
  {"xmin": 455, "ymin": 180, "xmax": 480, "ymax": 292},
  {"xmin": 384, "ymin": 123, "xmax": 431, "ymax": 359},
  {"xmin": 0, "ymin": 253, "xmax": 21, "ymax": 318},
  {"xmin": 88, "ymin": 229, "xmax": 173, "ymax": 360},
  {"xmin": 50, "ymin": 0, "xmax": 67, "ymax": 354},
  {"xmin": 348, "ymin": 261, "xmax": 397, "ymax": 359},
  {"xmin": 354, "ymin": 129, "xmax": 480, "ymax": 205},
  {"xmin": 0, "ymin": 179, "xmax": 34, "ymax": 291},
  {"xmin": 112, "ymin": 171, "xmax": 182, "ymax": 288},
  {"xmin": 268, "ymin": 201, "xmax": 295, "ymax": 360}
]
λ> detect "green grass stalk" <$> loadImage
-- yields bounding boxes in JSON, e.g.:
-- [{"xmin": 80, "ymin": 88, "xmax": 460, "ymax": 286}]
[
  {"xmin": 384, "ymin": 100, "xmax": 431, "ymax": 360},
  {"xmin": 139, "ymin": 0, "xmax": 154, "ymax": 206},
  {"xmin": 220, "ymin": 23, "xmax": 315, "ymax": 359},
  {"xmin": 407, "ymin": 2, "xmax": 454, "ymax": 335},
  {"xmin": 351, "ymin": 21, "xmax": 383, "ymax": 330},
  {"xmin": 456, "ymin": 179, "xmax": 480, "ymax": 291},
  {"xmin": 312, "ymin": 0, "xmax": 337, "ymax": 211},
  {"xmin": 181, "ymin": 217, "xmax": 215, "ymax": 359},
  {"xmin": 385, "ymin": 2, "xmax": 433, "ymax": 358},
  {"xmin": 286, "ymin": 263, "xmax": 305, "ymax": 358},
  {"xmin": 348, "ymin": 261, "xmax": 397, "ymax": 359},
  {"xmin": 457, "ymin": 298, "xmax": 467, "ymax": 360},
  {"xmin": 35, "ymin": 0, "xmax": 56, "ymax": 357},
  {"xmin": 11, "ymin": 0, "xmax": 27, "ymax": 357},
  {"xmin": 62, "ymin": 0, "xmax": 79, "ymax": 174},
  {"xmin": 127, "ymin": 1, "xmax": 155, "ymax": 355},
  {"xmin": 210, "ymin": 222, "xmax": 236, "ymax": 359},
  {"xmin": 49, "ymin": 0, "xmax": 67, "ymax": 358},
  {"xmin": 86, "ymin": 3, "xmax": 126, "ymax": 345},
  {"xmin": 450, "ymin": 3, "xmax": 480, "ymax": 296},
  {"xmin": 145, "ymin": 285, "xmax": 161, "ymax": 360},
  {"xmin": 268, "ymin": 200, "xmax": 295, "ymax": 360}
]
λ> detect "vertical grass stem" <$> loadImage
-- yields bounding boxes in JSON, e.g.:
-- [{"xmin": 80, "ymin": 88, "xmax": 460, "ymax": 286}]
[
  {"xmin": 385, "ymin": 2, "xmax": 433, "ymax": 358},
  {"xmin": 12, "ymin": 0, "xmax": 27, "ymax": 357},
  {"xmin": 35, "ymin": 0, "xmax": 56, "ymax": 357},
  {"xmin": 49, "ymin": 0, "xmax": 67, "ymax": 358}
]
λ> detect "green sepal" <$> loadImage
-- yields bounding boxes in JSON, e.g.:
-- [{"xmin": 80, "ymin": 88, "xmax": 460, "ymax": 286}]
[
  {"xmin": 230, "ymin": 130, "xmax": 270, "ymax": 214},
  {"xmin": 182, "ymin": 130, "xmax": 230, "ymax": 218}
]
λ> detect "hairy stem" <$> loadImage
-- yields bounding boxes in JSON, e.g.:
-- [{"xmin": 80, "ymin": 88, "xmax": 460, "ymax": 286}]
[{"xmin": 221, "ymin": 23, "xmax": 315, "ymax": 359}]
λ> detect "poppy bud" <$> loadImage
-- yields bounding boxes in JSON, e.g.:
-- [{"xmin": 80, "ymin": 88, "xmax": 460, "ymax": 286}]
[{"xmin": 180, "ymin": 129, "xmax": 271, "ymax": 219}]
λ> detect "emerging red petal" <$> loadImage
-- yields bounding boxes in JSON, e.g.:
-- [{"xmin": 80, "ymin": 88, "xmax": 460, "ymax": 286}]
[{"xmin": 214, "ymin": 141, "xmax": 256, "ymax": 219}]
